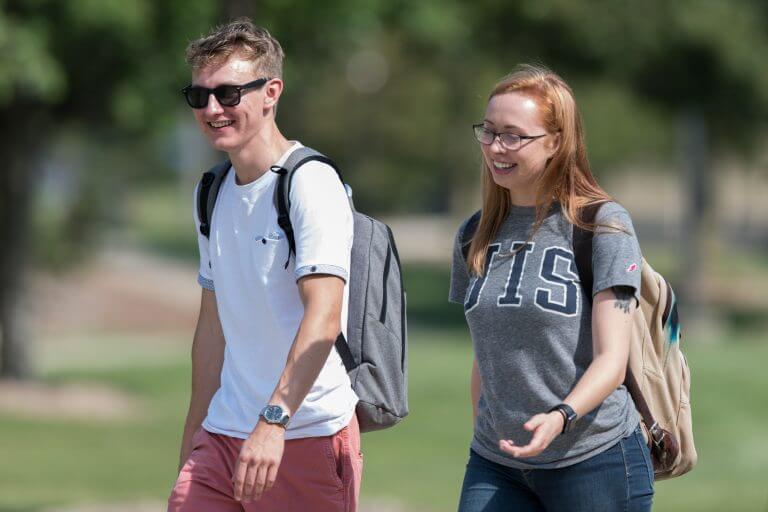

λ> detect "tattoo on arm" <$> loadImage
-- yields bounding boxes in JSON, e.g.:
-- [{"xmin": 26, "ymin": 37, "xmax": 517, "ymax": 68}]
[{"xmin": 612, "ymin": 286, "xmax": 635, "ymax": 314}]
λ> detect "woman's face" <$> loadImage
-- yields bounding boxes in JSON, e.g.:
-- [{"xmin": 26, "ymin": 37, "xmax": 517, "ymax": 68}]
[{"xmin": 480, "ymin": 91, "xmax": 559, "ymax": 200}]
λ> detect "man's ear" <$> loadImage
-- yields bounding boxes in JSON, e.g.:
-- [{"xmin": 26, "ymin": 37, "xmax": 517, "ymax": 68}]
[{"xmin": 263, "ymin": 78, "xmax": 283, "ymax": 111}]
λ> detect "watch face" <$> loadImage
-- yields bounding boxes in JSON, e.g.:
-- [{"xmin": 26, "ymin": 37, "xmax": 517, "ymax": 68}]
[
  {"xmin": 264, "ymin": 405, "xmax": 283, "ymax": 422},
  {"xmin": 564, "ymin": 410, "xmax": 578, "ymax": 432}
]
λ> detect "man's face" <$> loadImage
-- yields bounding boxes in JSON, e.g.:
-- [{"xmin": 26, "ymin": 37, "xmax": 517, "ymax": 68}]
[{"xmin": 190, "ymin": 55, "xmax": 271, "ymax": 153}]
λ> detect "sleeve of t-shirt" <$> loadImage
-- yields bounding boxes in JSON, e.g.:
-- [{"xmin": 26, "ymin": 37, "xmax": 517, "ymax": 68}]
[
  {"xmin": 591, "ymin": 202, "xmax": 642, "ymax": 302},
  {"xmin": 448, "ymin": 219, "xmax": 472, "ymax": 305},
  {"xmin": 193, "ymin": 182, "xmax": 215, "ymax": 291},
  {"xmin": 288, "ymin": 162, "xmax": 353, "ymax": 282}
]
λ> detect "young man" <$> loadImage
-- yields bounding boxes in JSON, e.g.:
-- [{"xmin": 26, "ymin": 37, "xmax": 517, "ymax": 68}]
[{"xmin": 168, "ymin": 19, "xmax": 362, "ymax": 512}]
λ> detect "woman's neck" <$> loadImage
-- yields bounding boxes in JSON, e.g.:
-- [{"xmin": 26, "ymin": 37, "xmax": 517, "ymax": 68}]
[{"xmin": 508, "ymin": 187, "xmax": 543, "ymax": 208}]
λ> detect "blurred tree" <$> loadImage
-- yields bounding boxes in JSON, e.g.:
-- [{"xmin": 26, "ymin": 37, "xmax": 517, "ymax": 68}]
[
  {"xmin": 465, "ymin": 0, "xmax": 768, "ymax": 310},
  {"xmin": 0, "ymin": 0, "xmax": 221, "ymax": 378},
  {"xmin": 248, "ymin": 0, "xmax": 768, "ymax": 213},
  {"xmin": 265, "ymin": 0, "xmax": 768, "ymax": 318},
  {"xmin": 2, "ymin": 0, "xmax": 768, "ymax": 376}
]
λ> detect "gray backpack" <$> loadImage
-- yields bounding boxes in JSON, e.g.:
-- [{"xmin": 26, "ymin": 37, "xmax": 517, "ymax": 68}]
[{"xmin": 196, "ymin": 147, "xmax": 408, "ymax": 433}]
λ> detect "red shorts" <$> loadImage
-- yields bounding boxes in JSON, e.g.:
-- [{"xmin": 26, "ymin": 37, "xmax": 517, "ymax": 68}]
[{"xmin": 168, "ymin": 414, "xmax": 363, "ymax": 512}]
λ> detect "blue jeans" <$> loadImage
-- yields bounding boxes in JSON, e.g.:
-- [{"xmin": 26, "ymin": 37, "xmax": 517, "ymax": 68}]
[{"xmin": 458, "ymin": 426, "xmax": 654, "ymax": 512}]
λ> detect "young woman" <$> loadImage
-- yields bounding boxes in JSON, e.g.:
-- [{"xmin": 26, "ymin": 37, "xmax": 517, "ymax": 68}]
[{"xmin": 449, "ymin": 64, "xmax": 654, "ymax": 511}]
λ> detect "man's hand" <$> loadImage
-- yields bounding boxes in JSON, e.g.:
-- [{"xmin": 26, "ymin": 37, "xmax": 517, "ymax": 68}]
[
  {"xmin": 232, "ymin": 421, "xmax": 286, "ymax": 503},
  {"xmin": 499, "ymin": 411, "xmax": 565, "ymax": 458}
]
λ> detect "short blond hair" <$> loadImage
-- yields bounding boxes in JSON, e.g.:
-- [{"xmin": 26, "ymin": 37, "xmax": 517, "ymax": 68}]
[{"xmin": 185, "ymin": 18, "xmax": 284, "ymax": 78}]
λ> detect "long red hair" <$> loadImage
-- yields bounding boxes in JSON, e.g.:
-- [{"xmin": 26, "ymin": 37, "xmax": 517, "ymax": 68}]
[{"xmin": 467, "ymin": 64, "xmax": 612, "ymax": 276}]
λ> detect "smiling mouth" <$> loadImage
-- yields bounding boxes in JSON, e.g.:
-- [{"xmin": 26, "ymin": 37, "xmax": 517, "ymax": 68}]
[
  {"xmin": 493, "ymin": 161, "xmax": 517, "ymax": 170},
  {"xmin": 208, "ymin": 120, "xmax": 234, "ymax": 129}
]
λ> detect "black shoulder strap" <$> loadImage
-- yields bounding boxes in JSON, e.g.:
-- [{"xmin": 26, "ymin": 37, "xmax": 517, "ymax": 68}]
[
  {"xmin": 460, "ymin": 210, "xmax": 482, "ymax": 262},
  {"xmin": 573, "ymin": 201, "xmax": 662, "ymax": 450},
  {"xmin": 197, "ymin": 160, "xmax": 232, "ymax": 238},
  {"xmin": 572, "ymin": 202, "xmax": 605, "ymax": 304},
  {"xmin": 271, "ymin": 147, "xmax": 345, "ymax": 268}
]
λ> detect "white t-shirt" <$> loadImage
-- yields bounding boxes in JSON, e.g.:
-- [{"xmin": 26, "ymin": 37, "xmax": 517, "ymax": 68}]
[{"xmin": 194, "ymin": 142, "xmax": 358, "ymax": 440}]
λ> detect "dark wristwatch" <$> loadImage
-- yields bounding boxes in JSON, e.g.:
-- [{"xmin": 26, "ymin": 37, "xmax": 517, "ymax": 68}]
[
  {"xmin": 548, "ymin": 403, "xmax": 578, "ymax": 434},
  {"xmin": 260, "ymin": 405, "xmax": 290, "ymax": 428}
]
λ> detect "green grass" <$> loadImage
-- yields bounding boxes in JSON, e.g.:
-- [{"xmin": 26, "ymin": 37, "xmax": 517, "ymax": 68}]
[
  {"xmin": 2, "ymin": 329, "xmax": 768, "ymax": 511},
  {"xmin": 0, "ymin": 364, "xmax": 190, "ymax": 510}
]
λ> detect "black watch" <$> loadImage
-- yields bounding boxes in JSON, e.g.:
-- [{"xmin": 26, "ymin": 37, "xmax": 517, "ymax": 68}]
[{"xmin": 548, "ymin": 403, "xmax": 578, "ymax": 434}]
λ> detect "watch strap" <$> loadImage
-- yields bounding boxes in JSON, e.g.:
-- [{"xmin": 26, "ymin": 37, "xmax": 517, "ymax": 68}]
[
  {"xmin": 548, "ymin": 403, "xmax": 577, "ymax": 434},
  {"xmin": 260, "ymin": 405, "xmax": 290, "ymax": 427}
]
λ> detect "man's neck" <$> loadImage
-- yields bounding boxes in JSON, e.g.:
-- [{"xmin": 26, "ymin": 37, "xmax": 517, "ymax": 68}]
[{"xmin": 229, "ymin": 124, "xmax": 293, "ymax": 185}]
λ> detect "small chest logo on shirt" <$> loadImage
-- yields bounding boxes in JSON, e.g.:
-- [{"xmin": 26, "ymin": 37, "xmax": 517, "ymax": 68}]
[
  {"xmin": 627, "ymin": 263, "xmax": 638, "ymax": 273},
  {"xmin": 257, "ymin": 231, "xmax": 283, "ymax": 243}
]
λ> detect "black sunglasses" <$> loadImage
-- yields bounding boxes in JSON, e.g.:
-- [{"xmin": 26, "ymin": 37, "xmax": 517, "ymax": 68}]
[{"xmin": 181, "ymin": 78, "xmax": 271, "ymax": 108}]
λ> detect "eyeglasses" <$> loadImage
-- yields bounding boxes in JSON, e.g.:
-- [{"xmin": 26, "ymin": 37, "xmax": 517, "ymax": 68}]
[
  {"xmin": 473, "ymin": 124, "xmax": 548, "ymax": 150},
  {"xmin": 181, "ymin": 78, "xmax": 271, "ymax": 108}
]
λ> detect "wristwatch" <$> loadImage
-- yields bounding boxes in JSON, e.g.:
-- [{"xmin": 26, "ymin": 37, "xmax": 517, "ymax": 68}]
[
  {"xmin": 548, "ymin": 403, "xmax": 578, "ymax": 434},
  {"xmin": 259, "ymin": 405, "xmax": 290, "ymax": 428}
]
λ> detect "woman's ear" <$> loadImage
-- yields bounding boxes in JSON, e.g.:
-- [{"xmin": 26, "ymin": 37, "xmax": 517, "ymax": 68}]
[{"xmin": 546, "ymin": 131, "xmax": 561, "ymax": 158}]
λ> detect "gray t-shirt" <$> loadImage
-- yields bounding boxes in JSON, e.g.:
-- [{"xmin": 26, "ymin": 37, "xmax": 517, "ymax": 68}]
[{"xmin": 449, "ymin": 202, "xmax": 642, "ymax": 469}]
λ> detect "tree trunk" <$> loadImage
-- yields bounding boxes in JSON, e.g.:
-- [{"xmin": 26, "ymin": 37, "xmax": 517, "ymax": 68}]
[
  {"xmin": 0, "ymin": 167, "xmax": 33, "ymax": 379},
  {"xmin": 0, "ymin": 285, "xmax": 30, "ymax": 379},
  {"xmin": 0, "ymin": 102, "xmax": 43, "ymax": 379},
  {"xmin": 678, "ymin": 108, "xmax": 716, "ymax": 338}
]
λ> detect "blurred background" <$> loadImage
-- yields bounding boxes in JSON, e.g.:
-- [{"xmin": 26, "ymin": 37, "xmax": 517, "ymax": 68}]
[{"xmin": 1, "ymin": 0, "xmax": 767, "ymax": 510}]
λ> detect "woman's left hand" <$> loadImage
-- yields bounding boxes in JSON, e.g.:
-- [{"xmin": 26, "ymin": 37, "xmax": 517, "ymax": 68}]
[{"xmin": 499, "ymin": 411, "xmax": 565, "ymax": 458}]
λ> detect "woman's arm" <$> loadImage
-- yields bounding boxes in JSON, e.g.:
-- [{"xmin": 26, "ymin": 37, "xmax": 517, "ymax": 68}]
[
  {"xmin": 499, "ymin": 285, "xmax": 636, "ymax": 458},
  {"xmin": 560, "ymin": 285, "xmax": 636, "ymax": 417}
]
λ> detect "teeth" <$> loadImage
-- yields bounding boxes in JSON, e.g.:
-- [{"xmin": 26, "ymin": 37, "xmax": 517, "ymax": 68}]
[
  {"xmin": 209, "ymin": 120, "xmax": 234, "ymax": 128},
  {"xmin": 493, "ymin": 161, "xmax": 514, "ymax": 169}
]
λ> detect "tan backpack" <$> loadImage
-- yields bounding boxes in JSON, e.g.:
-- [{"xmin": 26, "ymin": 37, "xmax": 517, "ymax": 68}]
[{"xmin": 574, "ymin": 204, "xmax": 697, "ymax": 480}]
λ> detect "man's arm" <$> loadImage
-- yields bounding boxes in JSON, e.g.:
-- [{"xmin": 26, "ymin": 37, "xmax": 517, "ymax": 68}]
[
  {"xmin": 178, "ymin": 289, "xmax": 225, "ymax": 471},
  {"xmin": 232, "ymin": 273, "xmax": 344, "ymax": 503},
  {"xmin": 268, "ymin": 274, "xmax": 345, "ymax": 414}
]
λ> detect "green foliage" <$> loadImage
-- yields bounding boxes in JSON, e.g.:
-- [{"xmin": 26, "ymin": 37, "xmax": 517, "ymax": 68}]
[
  {"xmin": 0, "ymin": 0, "xmax": 221, "ymax": 270},
  {"xmin": 0, "ymin": 9, "xmax": 65, "ymax": 103},
  {"xmin": 2, "ymin": 0, "xmax": 768, "ymax": 273},
  {"xmin": 577, "ymin": 80, "xmax": 674, "ymax": 170}
]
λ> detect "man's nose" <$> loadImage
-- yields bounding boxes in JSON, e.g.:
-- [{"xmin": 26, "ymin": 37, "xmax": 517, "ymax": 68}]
[{"xmin": 205, "ymin": 93, "xmax": 224, "ymax": 115}]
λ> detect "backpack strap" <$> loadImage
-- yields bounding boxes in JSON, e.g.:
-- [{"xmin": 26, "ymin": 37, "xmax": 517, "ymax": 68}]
[
  {"xmin": 460, "ymin": 210, "xmax": 482, "ymax": 262},
  {"xmin": 573, "ymin": 202, "xmax": 669, "ymax": 455},
  {"xmin": 270, "ymin": 147, "xmax": 351, "ymax": 369},
  {"xmin": 271, "ymin": 147, "xmax": 345, "ymax": 269},
  {"xmin": 196, "ymin": 160, "xmax": 232, "ymax": 238},
  {"xmin": 572, "ymin": 201, "xmax": 604, "ymax": 302}
]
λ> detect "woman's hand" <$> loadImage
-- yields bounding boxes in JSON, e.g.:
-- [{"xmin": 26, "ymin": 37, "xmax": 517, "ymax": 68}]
[{"xmin": 499, "ymin": 411, "xmax": 565, "ymax": 458}]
